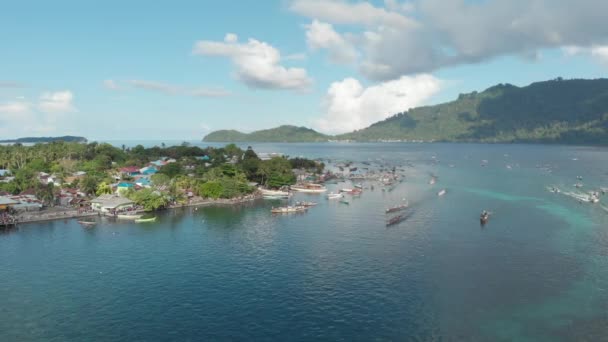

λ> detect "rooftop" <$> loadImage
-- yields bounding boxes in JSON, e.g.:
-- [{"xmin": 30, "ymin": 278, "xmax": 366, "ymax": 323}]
[
  {"xmin": 0, "ymin": 196, "xmax": 19, "ymax": 206},
  {"xmin": 91, "ymin": 195, "xmax": 134, "ymax": 209}
]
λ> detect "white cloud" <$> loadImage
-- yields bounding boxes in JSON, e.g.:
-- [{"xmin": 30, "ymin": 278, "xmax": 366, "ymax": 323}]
[
  {"xmin": 563, "ymin": 45, "xmax": 608, "ymax": 64},
  {"xmin": 314, "ymin": 74, "xmax": 441, "ymax": 134},
  {"xmin": 305, "ymin": 20, "xmax": 357, "ymax": 64},
  {"xmin": 192, "ymin": 34, "xmax": 312, "ymax": 91},
  {"xmin": 0, "ymin": 101, "xmax": 30, "ymax": 114},
  {"xmin": 291, "ymin": 0, "xmax": 608, "ymax": 80},
  {"xmin": 224, "ymin": 33, "xmax": 238, "ymax": 43},
  {"xmin": 291, "ymin": 0, "xmax": 414, "ymax": 28},
  {"xmin": 0, "ymin": 90, "xmax": 76, "ymax": 135},
  {"xmin": 38, "ymin": 91, "xmax": 75, "ymax": 113}
]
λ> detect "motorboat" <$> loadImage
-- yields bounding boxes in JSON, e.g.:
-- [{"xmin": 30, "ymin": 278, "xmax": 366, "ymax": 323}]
[
  {"xmin": 270, "ymin": 206, "xmax": 307, "ymax": 214},
  {"xmin": 78, "ymin": 220, "xmax": 96, "ymax": 227},
  {"xmin": 326, "ymin": 192, "xmax": 343, "ymax": 199},
  {"xmin": 295, "ymin": 201, "xmax": 317, "ymax": 207},
  {"xmin": 260, "ymin": 188, "xmax": 291, "ymax": 198},
  {"xmin": 117, "ymin": 214, "xmax": 143, "ymax": 220},
  {"xmin": 386, "ymin": 212, "xmax": 411, "ymax": 226},
  {"xmin": 386, "ymin": 202, "xmax": 408, "ymax": 213},
  {"xmin": 480, "ymin": 211, "xmax": 490, "ymax": 225},
  {"xmin": 437, "ymin": 189, "xmax": 446, "ymax": 196},
  {"xmin": 135, "ymin": 216, "xmax": 157, "ymax": 223},
  {"xmin": 290, "ymin": 183, "xmax": 327, "ymax": 193}
]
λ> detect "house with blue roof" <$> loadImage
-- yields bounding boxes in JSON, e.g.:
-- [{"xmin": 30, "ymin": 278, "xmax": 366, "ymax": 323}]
[
  {"xmin": 135, "ymin": 177, "xmax": 152, "ymax": 188},
  {"xmin": 116, "ymin": 182, "xmax": 135, "ymax": 195}
]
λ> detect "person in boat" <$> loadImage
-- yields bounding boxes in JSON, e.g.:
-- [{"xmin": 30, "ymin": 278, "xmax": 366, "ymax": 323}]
[{"xmin": 480, "ymin": 210, "xmax": 490, "ymax": 223}]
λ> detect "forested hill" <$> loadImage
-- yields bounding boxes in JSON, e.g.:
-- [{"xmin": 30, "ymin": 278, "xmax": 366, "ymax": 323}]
[
  {"xmin": 203, "ymin": 78, "xmax": 608, "ymax": 144},
  {"xmin": 339, "ymin": 78, "xmax": 608, "ymax": 144},
  {"xmin": 203, "ymin": 125, "xmax": 329, "ymax": 142},
  {"xmin": 0, "ymin": 136, "xmax": 87, "ymax": 143}
]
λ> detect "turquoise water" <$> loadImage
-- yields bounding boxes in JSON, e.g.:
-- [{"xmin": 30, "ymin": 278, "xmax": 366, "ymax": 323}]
[{"xmin": 1, "ymin": 143, "xmax": 607, "ymax": 341}]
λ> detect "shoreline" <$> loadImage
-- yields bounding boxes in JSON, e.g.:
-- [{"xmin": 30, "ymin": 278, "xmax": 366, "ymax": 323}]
[{"xmin": 11, "ymin": 193, "xmax": 263, "ymax": 226}]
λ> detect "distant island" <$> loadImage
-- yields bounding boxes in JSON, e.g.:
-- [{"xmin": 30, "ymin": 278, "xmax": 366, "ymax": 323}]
[
  {"xmin": 204, "ymin": 78, "xmax": 608, "ymax": 145},
  {"xmin": 0, "ymin": 136, "xmax": 87, "ymax": 144},
  {"xmin": 204, "ymin": 126, "xmax": 328, "ymax": 143}
]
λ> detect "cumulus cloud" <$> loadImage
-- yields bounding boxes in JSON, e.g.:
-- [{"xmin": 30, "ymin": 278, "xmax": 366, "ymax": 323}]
[
  {"xmin": 192, "ymin": 34, "xmax": 312, "ymax": 91},
  {"xmin": 291, "ymin": 0, "xmax": 414, "ymax": 28},
  {"xmin": 314, "ymin": 74, "xmax": 441, "ymax": 134},
  {"xmin": 38, "ymin": 91, "xmax": 75, "ymax": 113},
  {"xmin": 291, "ymin": 0, "xmax": 608, "ymax": 80},
  {"xmin": 0, "ymin": 101, "xmax": 30, "ymax": 114},
  {"xmin": 0, "ymin": 90, "xmax": 76, "ymax": 135},
  {"xmin": 305, "ymin": 20, "xmax": 357, "ymax": 64},
  {"xmin": 563, "ymin": 45, "xmax": 608, "ymax": 64}
]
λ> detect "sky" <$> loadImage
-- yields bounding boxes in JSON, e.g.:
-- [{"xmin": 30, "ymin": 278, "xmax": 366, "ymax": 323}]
[{"xmin": 0, "ymin": 0, "xmax": 607, "ymax": 140}]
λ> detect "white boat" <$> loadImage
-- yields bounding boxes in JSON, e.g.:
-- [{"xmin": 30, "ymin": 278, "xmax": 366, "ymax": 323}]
[
  {"xmin": 290, "ymin": 183, "xmax": 327, "ymax": 193},
  {"xmin": 260, "ymin": 188, "xmax": 291, "ymax": 198},
  {"xmin": 339, "ymin": 188, "xmax": 354, "ymax": 193},
  {"xmin": 117, "ymin": 214, "xmax": 143, "ymax": 220},
  {"xmin": 326, "ymin": 192, "xmax": 343, "ymax": 199},
  {"xmin": 271, "ymin": 206, "xmax": 307, "ymax": 214},
  {"xmin": 437, "ymin": 189, "xmax": 446, "ymax": 196}
]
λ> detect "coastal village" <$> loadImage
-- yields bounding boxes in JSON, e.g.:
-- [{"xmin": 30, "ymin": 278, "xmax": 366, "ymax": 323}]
[{"xmin": 0, "ymin": 142, "xmax": 326, "ymax": 227}]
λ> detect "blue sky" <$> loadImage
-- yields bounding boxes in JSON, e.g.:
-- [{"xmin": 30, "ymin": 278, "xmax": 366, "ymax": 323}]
[{"xmin": 0, "ymin": 0, "xmax": 606, "ymax": 139}]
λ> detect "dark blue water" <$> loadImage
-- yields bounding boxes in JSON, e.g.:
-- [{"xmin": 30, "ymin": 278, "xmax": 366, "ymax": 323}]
[{"xmin": 1, "ymin": 143, "xmax": 607, "ymax": 341}]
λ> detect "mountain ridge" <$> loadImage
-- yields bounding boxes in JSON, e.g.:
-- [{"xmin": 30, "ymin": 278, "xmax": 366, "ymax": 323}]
[
  {"xmin": 203, "ymin": 78, "xmax": 608, "ymax": 145},
  {"xmin": 0, "ymin": 136, "xmax": 88, "ymax": 144}
]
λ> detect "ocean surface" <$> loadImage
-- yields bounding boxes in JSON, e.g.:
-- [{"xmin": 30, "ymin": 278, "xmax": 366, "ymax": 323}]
[{"xmin": 1, "ymin": 143, "xmax": 607, "ymax": 341}]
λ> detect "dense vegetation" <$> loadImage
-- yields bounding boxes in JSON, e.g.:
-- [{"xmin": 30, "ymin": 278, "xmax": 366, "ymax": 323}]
[
  {"xmin": 203, "ymin": 125, "xmax": 329, "ymax": 142},
  {"xmin": 0, "ymin": 142, "xmax": 324, "ymax": 208},
  {"xmin": 0, "ymin": 136, "xmax": 87, "ymax": 143},
  {"xmin": 204, "ymin": 78, "xmax": 608, "ymax": 145},
  {"xmin": 339, "ymin": 78, "xmax": 608, "ymax": 144}
]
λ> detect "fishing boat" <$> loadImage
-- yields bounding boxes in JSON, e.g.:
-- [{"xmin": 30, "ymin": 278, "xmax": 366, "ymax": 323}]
[
  {"xmin": 135, "ymin": 216, "xmax": 157, "ymax": 223},
  {"xmin": 290, "ymin": 183, "xmax": 327, "ymax": 193},
  {"xmin": 437, "ymin": 189, "xmax": 446, "ymax": 196},
  {"xmin": 270, "ymin": 206, "xmax": 307, "ymax": 214},
  {"xmin": 117, "ymin": 214, "xmax": 143, "ymax": 220},
  {"xmin": 480, "ymin": 211, "xmax": 490, "ymax": 225},
  {"xmin": 78, "ymin": 220, "xmax": 96, "ymax": 227},
  {"xmin": 326, "ymin": 192, "xmax": 343, "ymax": 199},
  {"xmin": 295, "ymin": 201, "xmax": 317, "ymax": 207},
  {"xmin": 386, "ymin": 212, "xmax": 409, "ymax": 226},
  {"xmin": 386, "ymin": 202, "xmax": 408, "ymax": 213},
  {"xmin": 260, "ymin": 188, "xmax": 291, "ymax": 199}
]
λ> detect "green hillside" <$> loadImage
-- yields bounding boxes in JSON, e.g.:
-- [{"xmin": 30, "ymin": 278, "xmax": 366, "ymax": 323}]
[
  {"xmin": 204, "ymin": 79, "xmax": 608, "ymax": 144},
  {"xmin": 203, "ymin": 125, "xmax": 329, "ymax": 142},
  {"xmin": 0, "ymin": 136, "xmax": 87, "ymax": 143},
  {"xmin": 339, "ymin": 78, "xmax": 608, "ymax": 144}
]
